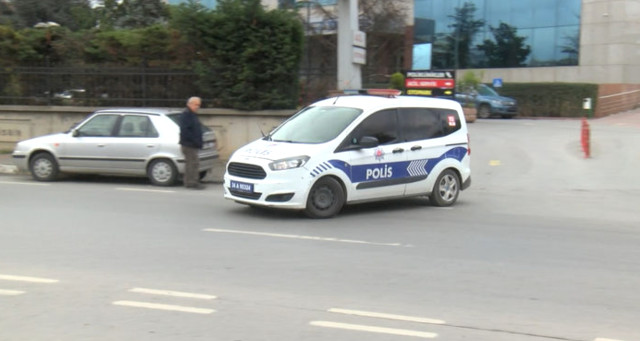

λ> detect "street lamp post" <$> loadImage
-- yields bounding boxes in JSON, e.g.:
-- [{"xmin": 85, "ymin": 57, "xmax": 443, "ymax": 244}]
[{"xmin": 34, "ymin": 21, "xmax": 60, "ymax": 106}]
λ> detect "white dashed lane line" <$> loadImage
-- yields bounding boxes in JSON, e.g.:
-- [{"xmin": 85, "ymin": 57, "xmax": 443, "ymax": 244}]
[
  {"xmin": 310, "ymin": 308, "xmax": 441, "ymax": 339},
  {"xmin": 310, "ymin": 321, "xmax": 437, "ymax": 339},
  {"xmin": 203, "ymin": 228, "xmax": 412, "ymax": 247},
  {"xmin": 128, "ymin": 287, "xmax": 217, "ymax": 300},
  {"xmin": 328, "ymin": 308, "xmax": 446, "ymax": 325},
  {"xmin": 0, "ymin": 289, "xmax": 25, "ymax": 296},
  {"xmin": 112, "ymin": 287, "xmax": 217, "ymax": 314},
  {"xmin": 112, "ymin": 301, "xmax": 215, "ymax": 314},
  {"xmin": 0, "ymin": 181, "xmax": 50, "ymax": 186},
  {"xmin": 0, "ymin": 274, "xmax": 59, "ymax": 283}
]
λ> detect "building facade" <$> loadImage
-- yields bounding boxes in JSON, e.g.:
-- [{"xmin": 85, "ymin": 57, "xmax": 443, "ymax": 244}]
[{"xmin": 409, "ymin": 0, "xmax": 640, "ymax": 115}]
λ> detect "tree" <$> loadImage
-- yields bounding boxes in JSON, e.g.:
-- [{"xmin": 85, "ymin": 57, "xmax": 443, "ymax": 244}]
[
  {"xmin": 113, "ymin": 0, "xmax": 169, "ymax": 29},
  {"xmin": 432, "ymin": 1, "xmax": 484, "ymax": 69},
  {"xmin": 196, "ymin": 0, "xmax": 304, "ymax": 110},
  {"xmin": 477, "ymin": 22, "xmax": 530, "ymax": 67},
  {"xmin": 12, "ymin": 0, "xmax": 95, "ymax": 30}
]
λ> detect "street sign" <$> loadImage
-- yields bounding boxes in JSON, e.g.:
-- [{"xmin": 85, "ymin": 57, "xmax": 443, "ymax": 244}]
[
  {"xmin": 493, "ymin": 78, "xmax": 503, "ymax": 88},
  {"xmin": 405, "ymin": 70, "xmax": 456, "ymax": 99}
]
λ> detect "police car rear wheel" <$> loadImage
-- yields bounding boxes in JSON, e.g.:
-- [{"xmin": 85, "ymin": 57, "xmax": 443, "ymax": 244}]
[
  {"xmin": 305, "ymin": 177, "xmax": 344, "ymax": 219},
  {"xmin": 430, "ymin": 169, "xmax": 460, "ymax": 207}
]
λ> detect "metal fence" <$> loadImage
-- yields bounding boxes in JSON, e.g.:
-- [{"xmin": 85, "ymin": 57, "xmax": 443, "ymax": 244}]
[
  {"xmin": 0, "ymin": 66, "xmax": 340, "ymax": 108},
  {"xmin": 0, "ymin": 66, "xmax": 201, "ymax": 107}
]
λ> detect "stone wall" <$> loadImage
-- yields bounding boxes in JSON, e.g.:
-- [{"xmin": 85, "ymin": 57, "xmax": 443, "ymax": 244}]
[{"xmin": 0, "ymin": 106, "xmax": 295, "ymax": 158}]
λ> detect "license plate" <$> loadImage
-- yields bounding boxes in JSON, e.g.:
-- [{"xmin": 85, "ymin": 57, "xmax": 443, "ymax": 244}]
[{"xmin": 230, "ymin": 180, "xmax": 254, "ymax": 193}]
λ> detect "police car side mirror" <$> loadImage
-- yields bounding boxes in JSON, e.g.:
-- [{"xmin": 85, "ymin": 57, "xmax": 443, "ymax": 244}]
[
  {"xmin": 359, "ymin": 136, "xmax": 379, "ymax": 148},
  {"xmin": 71, "ymin": 129, "xmax": 79, "ymax": 137}
]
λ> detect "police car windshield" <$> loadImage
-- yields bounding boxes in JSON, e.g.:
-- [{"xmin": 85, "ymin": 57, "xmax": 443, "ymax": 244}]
[{"xmin": 269, "ymin": 106, "xmax": 362, "ymax": 143}]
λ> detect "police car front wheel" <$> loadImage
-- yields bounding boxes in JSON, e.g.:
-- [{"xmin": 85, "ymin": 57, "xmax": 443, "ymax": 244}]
[
  {"xmin": 430, "ymin": 169, "xmax": 460, "ymax": 207},
  {"xmin": 305, "ymin": 177, "xmax": 345, "ymax": 219}
]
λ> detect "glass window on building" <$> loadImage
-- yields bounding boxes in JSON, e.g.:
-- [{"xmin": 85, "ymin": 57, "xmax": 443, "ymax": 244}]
[{"xmin": 413, "ymin": 0, "xmax": 581, "ymax": 69}]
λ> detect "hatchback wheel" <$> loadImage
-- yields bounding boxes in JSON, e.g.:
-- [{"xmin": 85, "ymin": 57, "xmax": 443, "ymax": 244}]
[
  {"xmin": 29, "ymin": 152, "xmax": 59, "ymax": 181},
  {"xmin": 305, "ymin": 177, "xmax": 345, "ymax": 219},
  {"xmin": 478, "ymin": 104, "xmax": 491, "ymax": 119},
  {"xmin": 430, "ymin": 169, "xmax": 460, "ymax": 207},
  {"xmin": 148, "ymin": 159, "xmax": 177, "ymax": 186}
]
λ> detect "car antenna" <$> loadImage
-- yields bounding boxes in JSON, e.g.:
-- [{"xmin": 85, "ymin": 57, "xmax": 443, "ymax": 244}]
[{"xmin": 257, "ymin": 122, "xmax": 266, "ymax": 137}]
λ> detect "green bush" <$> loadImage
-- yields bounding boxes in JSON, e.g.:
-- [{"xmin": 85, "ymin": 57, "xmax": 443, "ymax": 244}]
[
  {"xmin": 389, "ymin": 72, "xmax": 404, "ymax": 91},
  {"xmin": 498, "ymin": 82, "xmax": 598, "ymax": 117}
]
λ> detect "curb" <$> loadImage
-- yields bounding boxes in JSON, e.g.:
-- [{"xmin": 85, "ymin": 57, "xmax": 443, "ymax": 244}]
[{"xmin": 0, "ymin": 164, "xmax": 18, "ymax": 174}]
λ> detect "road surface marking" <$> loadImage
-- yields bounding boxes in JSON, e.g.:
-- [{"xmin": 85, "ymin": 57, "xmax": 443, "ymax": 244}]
[
  {"xmin": 0, "ymin": 289, "xmax": 25, "ymax": 296},
  {"xmin": 0, "ymin": 181, "xmax": 50, "ymax": 186},
  {"xmin": 595, "ymin": 338, "xmax": 625, "ymax": 341},
  {"xmin": 129, "ymin": 287, "xmax": 217, "ymax": 300},
  {"xmin": 328, "ymin": 308, "xmax": 446, "ymax": 325},
  {"xmin": 310, "ymin": 321, "xmax": 437, "ymax": 338},
  {"xmin": 489, "ymin": 160, "xmax": 501, "ymax": 166},
  {"xmin": 0, "ymin": 274, "xmax": 59, "ymax": 283},
  {"xmin": 115, "ymin": 187, "xmax": 175, "ymax": 194},
  {"xmin": 203, "ymin": 228, "xmax": 410, "ymax": 247},
  {"xmin": 112, "ymin": 301, "xmax": 214, "ymax": 314}
]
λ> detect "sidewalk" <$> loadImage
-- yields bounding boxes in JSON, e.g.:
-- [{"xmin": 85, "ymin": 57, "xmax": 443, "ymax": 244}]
[{"xmin": 0, "ymin": 152, "xmax": 17, "ymax": 174}]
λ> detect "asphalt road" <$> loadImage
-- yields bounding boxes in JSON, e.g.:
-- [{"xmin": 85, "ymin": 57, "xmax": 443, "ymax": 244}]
[{"xmin": 0, "ymin": 114, "xmax": 639, "ymax": 341}]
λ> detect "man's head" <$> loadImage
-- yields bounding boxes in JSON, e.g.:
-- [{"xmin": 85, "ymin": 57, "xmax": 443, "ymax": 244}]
[{"xmin": 187, "ymin": 96, "xmax": 202, "ymax": 113}]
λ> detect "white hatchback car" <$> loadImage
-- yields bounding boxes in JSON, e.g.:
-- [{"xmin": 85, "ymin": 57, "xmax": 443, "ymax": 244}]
[
  {"xmin": 12, "ymin": 108, "xmax": 218, "ymax": 186},
  {"xmin": 224, "ymin": 93, "xmax": 471, "ymax": 218}
]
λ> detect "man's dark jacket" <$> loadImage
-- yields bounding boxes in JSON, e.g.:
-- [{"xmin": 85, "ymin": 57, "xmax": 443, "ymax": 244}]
[{"xmin": 179, "ymin": 108, "xmax": 203, "ymax": 149}]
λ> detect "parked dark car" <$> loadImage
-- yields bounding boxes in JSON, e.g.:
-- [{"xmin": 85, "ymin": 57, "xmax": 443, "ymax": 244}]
[{"xmin": 456, "ymin": 84, "xmax": 518, "ymax": 119}]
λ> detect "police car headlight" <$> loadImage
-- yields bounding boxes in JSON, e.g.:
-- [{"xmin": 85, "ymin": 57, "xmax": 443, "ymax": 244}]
[{"xmin": 269, "ymin": 156, "xmax": 310, "ymax": 171}]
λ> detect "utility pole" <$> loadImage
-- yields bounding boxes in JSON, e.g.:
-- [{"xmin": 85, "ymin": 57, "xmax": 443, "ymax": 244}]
[{"xmin": 337, "ymin": 0, "xmax": 362, "ymax": 90}]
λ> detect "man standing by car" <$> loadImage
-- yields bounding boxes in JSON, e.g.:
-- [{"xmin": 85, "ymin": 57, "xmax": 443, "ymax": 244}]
[{"xmin": 179, "ymin": 96, "xmax": 205, "ymax": 189}]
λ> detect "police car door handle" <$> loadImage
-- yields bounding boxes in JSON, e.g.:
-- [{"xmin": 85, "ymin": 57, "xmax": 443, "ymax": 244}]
[
  {"xmin": 411, "ymin": 145, "xmax": 422, "ymax": 151},
  {"xmin": 392, "ymin": 147, "xmax": 404, "ymax": 153}
]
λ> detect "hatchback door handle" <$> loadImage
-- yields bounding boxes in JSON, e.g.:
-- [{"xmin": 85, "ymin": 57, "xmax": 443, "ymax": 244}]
[
  {"xmin": 97, "ymin": 144, "xmax": 105, "ymax": 147},
  {"xmin": 411, "ymin": 145, "xmax": 422, "ymax": 151},
  {"xmin": 392, "ymin": 148, "xmax": 404, "ymax": 153},
  {"xmin": 146, "ymin": 144, "xmax": 156, "ymax": 148}
]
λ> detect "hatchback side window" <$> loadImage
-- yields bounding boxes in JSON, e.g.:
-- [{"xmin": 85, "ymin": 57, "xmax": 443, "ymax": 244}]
[
  {"xmin": 76, "ymin": 115, "xmax": 119, "ymax": 137},
  {"xmin": 117, "ymin": 115, "xmax": 158, "ymax": 137}
]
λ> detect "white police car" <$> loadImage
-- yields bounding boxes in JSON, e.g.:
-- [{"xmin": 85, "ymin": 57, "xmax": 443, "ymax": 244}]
[{"xmin": 224, "ymin": 91, "xmax": 471, "ymax": 218}]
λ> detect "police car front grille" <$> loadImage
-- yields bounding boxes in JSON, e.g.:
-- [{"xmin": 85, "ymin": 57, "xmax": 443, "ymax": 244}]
[
  {"xmin": 228, "ymin": 162, "xmax": 267, "ymax": 179},
  {"xmin": 229, "ymin": 189, "xmax": 262, "ymax": 200}
]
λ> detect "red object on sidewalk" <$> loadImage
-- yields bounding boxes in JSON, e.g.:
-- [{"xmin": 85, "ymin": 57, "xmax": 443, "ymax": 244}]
[{"xmin": 581, "ymin": 118, "xmax": 590, "ymax": 158}]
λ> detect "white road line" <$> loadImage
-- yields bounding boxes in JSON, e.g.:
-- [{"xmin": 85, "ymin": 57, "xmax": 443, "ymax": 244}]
[
  {"xmin": 595, "ymin": 338, "xmax": 626, "ymax": 341},
  {"xmin": 328, "ymin": 308, "xmax": 446, "ymax": 325},
  {"xmin": 0, "ymin": 289, "xmax": 25, "ymax": 296},
  {"xmin": 129, "ymin": 287, "xmax": 217, "ymax": 300},
  {"xmin": 310, "ymin": 321, "xmax": 437, "ymax": 339},
  {"xmin": 0, "ymin": 181, "xmax": 49, "ymax": 186},
  {"xmin": 0, "ymin": 274, "xmax": 59, "ymax": 283},
  {"xmin": 203, "ymin": 228, "xmax": 409, "ymax": 247},
  {"xmin": 115, "ymin": 187, "xmax": 175, "ymax": 193},
  {"xmin": 112, "ymin": 301, "xmax": 215, "ymax": 314}
]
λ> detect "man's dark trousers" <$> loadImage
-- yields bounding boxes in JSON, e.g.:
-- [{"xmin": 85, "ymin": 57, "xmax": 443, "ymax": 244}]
[{"xmin": 182, "ymin": 146, "xmax": 199, "ymax": 187}]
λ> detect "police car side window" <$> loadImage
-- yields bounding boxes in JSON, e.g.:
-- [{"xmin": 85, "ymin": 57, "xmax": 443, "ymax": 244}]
[
  {"xmin": 352, "ymin": 109, "xmax": 398, "ymax": 145},
  {"xmin": 400, "ymin": 108, "xmax": 443, "ymax": 141},
  {"xmin": 440, "ymin": 109, "xmax": 461, "ymax": 135}
]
